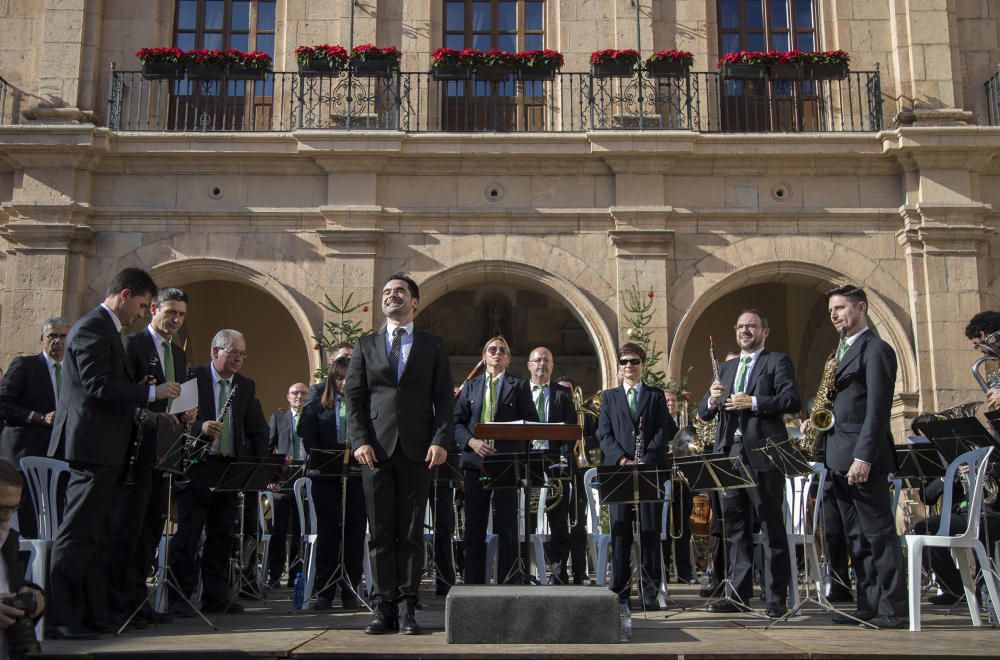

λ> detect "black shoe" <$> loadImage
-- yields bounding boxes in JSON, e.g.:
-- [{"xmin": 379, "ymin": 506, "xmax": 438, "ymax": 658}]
[
  {"xmin": 699, "ymin": 583, "xmax": 723, "ymax": 598},
  {"xmin": 766, "ymin": 604, "xmax": 788, "ymax": 618},
  {"xmin": 573, "ymin": 575, "xmax": 586, "ymax": 586},
  {"xmin": 48, "ymin": 625, "xmax": 98, "ymax": 640},
  {"xmin": 928, "ymin": 592, "xmax": 962, "ymax": 606},
  {"xmin": 827, "ymin": 587, "xmax": 855, "ymax": 603},
  {"xmin": 707, "ymin": 599, "xmax": 748, "ymax": 613},
  {"xmin": 831, "ymin": 610, "xmax": 875, "ymax": 625},
  {"xmin": 341, "ymin": 595, "xmax": 361, "ymax": 610},
  {"xmin": 399, "ymin": 601, "xmax": 421, "ymax": 635},
  {"xmin": 364, "ymin": 602, "xmax": 399, "ymax": 635},
  {"xmin": 313, "ymin": 596, "xmax": 332, "ymax": 611},
  {"xmin": 869, "ymin": 615, "xmax": 906, "ymax": 629},
  {"xmin": 83, "ymin": 618, "xmax": 119, "ymax": 634},
  {"xmin": 135, "ymin": 604, "xmax": 173, "ymax": 624},
  {"xmin": 641, "ymin": 600, "xmax": 661, "ymax": 611},
  {"xmin": 202, "ymin": 600, "xmax": 244, "ymax": 614},
  {"xmin": 266, "ymin": 576, "xmax": 282, "ymax": 590},
  {"xmin": 169, "ymin": 601, "xmax": 198, "ymax": 618}
]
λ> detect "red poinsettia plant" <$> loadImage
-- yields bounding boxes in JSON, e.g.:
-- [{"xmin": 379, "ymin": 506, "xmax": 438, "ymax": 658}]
[
  {"xmin": 350, "ymin": 44, "xmax": 401, "ymax": 67},
  {"xmin": 295, "ymin": 44, "xmax": 349, "ymax": 68},
  {"xmin": 718, "ymin": 50, "xmax": 778, "ymax": 67},
  {"xmin": 513, "ymin": 49, "xmax": 564, "ymax": 69},
  {"xmin": 646, "ymin": 49, "xmax": 694, "ymax": 66},
  {"xmin": 811, "ymin": 50, "xmax": 849, "ymax": 65},
  {"xmin": 475, "ymin": 49, "xmax": 516, "ymax": 67},
  {"xmin": 591, "ymin": 49, "xmax": 641, "ymax": 66},
  {"xmin": 234, "ymin": 50, "xmax": 272, "ymax": 70},
  {"xmin": 135, "ymin": 47, "xmax": 183, "ymax": 65},
  {"xmin": 181, "ymin": 49, "xmax": 236, "ymax": 67},
  {"xmin": 431, "ymin": 47, "xmax": 479, "ymax": 68}
]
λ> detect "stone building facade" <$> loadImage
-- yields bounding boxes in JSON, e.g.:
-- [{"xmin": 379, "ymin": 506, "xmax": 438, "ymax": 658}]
[{"xmin": 0, "ymin": 0, "xmax": 998, "ymax": 432}]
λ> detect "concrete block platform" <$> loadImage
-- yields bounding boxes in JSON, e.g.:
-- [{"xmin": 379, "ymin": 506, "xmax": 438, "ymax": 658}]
[{"xmin": 445, "ymin": 585, "xmax": 619, "ymax": 644}]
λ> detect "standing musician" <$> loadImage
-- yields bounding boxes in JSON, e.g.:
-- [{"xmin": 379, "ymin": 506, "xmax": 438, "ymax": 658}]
[
  {"xmin": 807, "ymin": 285, "xmax": 906, "ymax": 629},
  {"xmin": 298, "ymin": 359, "xmax": 366, "ymax": 610},
  {"xmin": 556, "ymin": 376, "xmax": 593, "ymax": 585},
  {"xmin": 107, "ymin": 288, "xmax": 194, "ymax": 625},
  {"xmin": 168, "ymin": 329, "xmax": 269, "ymax": 617},
  {"xmin": 455, "ymin": 336, "xmax": 538, "ymax": 585},
  {"xmin": 526, "ymin": 346, "xmax": 577, "ymax": 584},
  {"xmin": 346, "ymin": 273, "xmax": 454, "ymax": 636},
  {"xmin": 0, "ymin": 316, "xmax": 70, "ymax": 540},
  {"xmin": 697, "ymin": 309, "xmax": 800, "ymax": 618},
  {"xmin": 597, "ymin": 342, "xmax": 673, "ymax": 609},
  {"xmin": 266, "ymin": 382, "xmax": 309, "ymax": 589},
  {"xmin": 47, "ymin": 268, "xmax": 180, "ymax": 640}
]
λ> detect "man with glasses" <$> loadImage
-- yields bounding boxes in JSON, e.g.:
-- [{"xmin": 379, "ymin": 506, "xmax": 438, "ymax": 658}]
[
  {"xmin": 597, "ymin": 342, "xmax": 673, "ymax": 610},
  {"xmin": 697, "ymin": 309, "xmax": 800, "ymax": 618},
  {"xmin": 169, "ymin": 329, "xmax": 268, "ymax": 617},
  {"xmin": 455, "ymin": 336, "xmax": 538, "ymax": 586},
  {"xmin": 0, "ymin": 317, "xmax": 70, "ymax": 540},
  {"xmin": 266, "ymin": 382, "xmax": 309, "ymax": 588}
]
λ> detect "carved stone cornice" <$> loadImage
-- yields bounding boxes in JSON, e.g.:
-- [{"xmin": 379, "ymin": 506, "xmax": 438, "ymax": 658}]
[
  {"xmin": 2, "ymin": 202, "xmax": 93, "ymax": 226},
  {"xmin": 0, "ymin": 221, "xmax": 95, "ymax": 255},
  {"xmin": 895, "ymin": 205, "xmax": 994, "ymax": 253},
  {"xmin": 608, "ymin": 229, "xmax": 675, "ymax": 257},
  {"xmin": 316, "ymin": 227, "xmax": 385, "ymax": 257}
]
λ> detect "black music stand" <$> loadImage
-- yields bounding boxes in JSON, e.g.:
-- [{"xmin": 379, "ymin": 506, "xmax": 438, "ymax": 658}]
[
  {"xmin": 920, "ymin": 417, "xmax": 996, "ymax": 463},
  {"xmin": 894, "ymin": 442, "xmax": 948, "ymax": 489},
  {"xmin": 759, "ymin": 437, "xmax": 815, "ymax": 478}
]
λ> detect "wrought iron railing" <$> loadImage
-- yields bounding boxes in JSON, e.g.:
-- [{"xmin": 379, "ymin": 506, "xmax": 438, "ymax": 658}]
[
  {"xmin": 0, "ymin": 75, "xmax": 24, "ymax": 125},
  {"xmin": 987, "ymin": 69, "xmax": 1000, "ymax": 126},
  {"xmin": 106, "ymin": 66, "xmax": 882, "ymax": 134}
]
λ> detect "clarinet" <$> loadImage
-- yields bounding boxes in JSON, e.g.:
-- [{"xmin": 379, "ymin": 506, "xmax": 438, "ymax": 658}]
[
  {"xmin": 634, "ymin": 415, "xmax": 644, "ymax": 464},
  {"xmin": 123, "ymin": 354, "xmax": 159, "ymax": 486}
]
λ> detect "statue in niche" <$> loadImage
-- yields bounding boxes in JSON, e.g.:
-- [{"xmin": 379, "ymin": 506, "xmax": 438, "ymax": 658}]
[{"xmin": 489, "ymin": 305, "xmax": 504, "ymax": 338}]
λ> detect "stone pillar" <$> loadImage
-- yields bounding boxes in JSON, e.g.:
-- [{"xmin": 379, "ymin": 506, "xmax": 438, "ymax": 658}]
[
  {"xmin": 27, "ymin": 0, "xmax": 102, "ymax": 122},
  {"xmin": 316, "ymin": 228, "xmax": 385, "ymax": 336}
]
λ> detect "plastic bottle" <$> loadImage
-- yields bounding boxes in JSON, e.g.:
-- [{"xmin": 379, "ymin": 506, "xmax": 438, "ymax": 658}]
[
  {"xmin": 292, "ymin": 572, "xmax": 304, "ymax": 610},
  {"xmin": 619, "ymin": 600, "xmax": 632, "ymax": 642}
]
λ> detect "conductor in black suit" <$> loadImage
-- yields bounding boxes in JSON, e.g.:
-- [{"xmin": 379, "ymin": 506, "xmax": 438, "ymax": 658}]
[
  {"xmin": 697, "ymin": 309, "xmax": 800, "ymax": 618},
  {"xmin": 597, "ymin": 342, "xmax": 674, "ymax": 609},
  {"xmin": 266, "ymin": 382, "xmax": 309, "ymax": 588},
  {"xmin": 46, "ymin": 268, "xmax": 181, "ymax": 640},
  {"xmin": 168, "ymin": 329, "xmax": 269, "ymax": 616},
  {"xmin": 814, "ymin": 285, "xmax": 906, "ymax": 629},
  {"xmin": 0, "ymin": 316, "xmax": 70, "ymax": 539},
  {"xmin": 454, "ymin": 336, "xmax": 539, "ymax": 586},
  {"xmin": 346, "ymin": 273, "xmax": 454, "ymax": 635},
  {"xmin": 106, "ymin": 288, "xmax": 193, "ymax": 622}
]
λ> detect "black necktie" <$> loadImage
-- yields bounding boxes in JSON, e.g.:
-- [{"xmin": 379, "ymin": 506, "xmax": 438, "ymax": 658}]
[{"xmin": 389, "ymin": 327, "xmax": 405, "ymax": 380}]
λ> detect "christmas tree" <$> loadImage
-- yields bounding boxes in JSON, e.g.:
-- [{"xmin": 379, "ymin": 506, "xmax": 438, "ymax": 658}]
[
  {"xmin": 312, "ymin": 292, "xmax": 371, "ymax": 381},
  {"xmin": 621, "ymin": 281, "xmax": 666, "ymax": 389}
]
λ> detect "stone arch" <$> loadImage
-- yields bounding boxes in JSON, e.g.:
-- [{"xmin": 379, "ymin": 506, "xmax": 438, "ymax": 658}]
[{"xmin": 418, "ymin": 260, "xmax": 619, "ymax": 388}]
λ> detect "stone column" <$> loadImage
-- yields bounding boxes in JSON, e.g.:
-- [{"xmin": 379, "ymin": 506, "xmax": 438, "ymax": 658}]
[
  {"xmin": 316, "ymin": 228, "xmax": 385, "ymax": 336},
  {"xmin": 27, "ymin": 0, "xmax": 102, "ymax": 122}
]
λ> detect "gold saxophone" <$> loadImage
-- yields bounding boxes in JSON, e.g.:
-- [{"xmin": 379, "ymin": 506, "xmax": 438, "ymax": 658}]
[
  {"xmin": 691, "ymin": 337, "xmax": 721, "ymax": 453},
  {"xmin": 797, "ymin": 331, "xmax": 845, "ymax": 458}
]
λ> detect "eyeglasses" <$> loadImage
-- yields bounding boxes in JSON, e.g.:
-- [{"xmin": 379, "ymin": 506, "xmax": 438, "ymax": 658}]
[
  {"xmin": 734, "ymin": 323, "xmax": 761, "ymax": 331},
  {"xmin": 486, "ymin": 345, "xmax": 509, "ymax": 355},
  {"xmin": 528, "ymin": 358, "xmax": 550, "ymax": 364},
  {"xmin": 44, "ymin": 333, "xmax": 67, "ymax": 341},
  {"xmin": 0, "ymin": 504, "xmax": 19, "ymax": 517},
  {"xmin": 289, "ymin": 391, "xmax": 308, "ymax": 397},
  {"xmin": 618, "ymin": 358, "xmax": 642, "ymax": 366},
  {"xmin": 220, "ymin": 348, "xmax": 248, "ymax": 359}
]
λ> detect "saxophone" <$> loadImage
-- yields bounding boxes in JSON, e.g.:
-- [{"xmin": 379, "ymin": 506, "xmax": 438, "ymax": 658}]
[
  {"xmin": 691, "ymin": 337, "xmax": 721, "ymax": 453},
  {"xmin": 797, "ymin": 330, "xmax": 845, "ymax": 458}
]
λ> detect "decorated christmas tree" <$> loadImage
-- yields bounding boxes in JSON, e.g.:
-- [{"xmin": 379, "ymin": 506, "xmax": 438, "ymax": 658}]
[
  {"xmin": 312, "ymin": 292, "xmax": 370, "ymax": 381},
  {"xmin": 621, "ymin": 281, "xmax": 666, "ymax": 389}
]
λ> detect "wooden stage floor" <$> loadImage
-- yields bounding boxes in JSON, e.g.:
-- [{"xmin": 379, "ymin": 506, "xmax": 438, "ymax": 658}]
[{"xmin": 37, "ymin": 583, "xmax": 1000, "ymax": 659}]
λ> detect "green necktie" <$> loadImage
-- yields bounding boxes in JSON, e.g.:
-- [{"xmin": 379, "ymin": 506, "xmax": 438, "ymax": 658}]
[
  {"xmin": 219, "ymin": 379, "xmax": 232, "ymax": 456},
  {"xmin": 735, "ymin": 355, "xmax": 752, "ymax": 393},
  {"xmin": 836, "ymin": 340, "xmax": 849, "ymax": 360},
  {"xmin": 627, "ymin": 386, "xmax": 637, "ymax": 418},
  {"xmin": 162, "ymin": 340, "xmax": 175, "ymax": 382},
  {"xmin": 338, "ymin": 397, "xmax": 346, "ymax": 443},
  {"xmin": 533, "ymin": 384, "xmax": 546, "ymax": 423},
  {"xmin": 480, "ymin": 377, "xmax": 498, "ymax": 422},
  {"xmin": 53, "ymin": 362, "xmax": 61, "ymax": 395},
  {"xmin": 291, "ymin": 412, "xmax": 300, "ymax": 458}
]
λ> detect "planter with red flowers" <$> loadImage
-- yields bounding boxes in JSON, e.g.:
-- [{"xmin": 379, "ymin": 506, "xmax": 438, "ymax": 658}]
[
  {"xmin": 295, "ymin": 44, "xmax": 348, "ymax": 75},
  {"xmin": 804, "ymin": 50, "xmax": 850, "ymax": 80},
  {"xmin": 718, "ymin": 51, "xmax": 772, "ymax": 80},
  {"xmin": 430, "ymin": 47, "xmax": 474, "ymax": 80},
  {"xmin": 513, "ymin": 49, "xmax": 564, "ymax": 81},
  {"xmin": 766, "ymin": 50, "xmax": 808, "ymax": 80},
  {"xmin": 644, "ymin": 50, "xmax": 694, "ymax": 78},
  {"xmin": 229, "ymin": 50, "xmax": 272, "ymax": 80},
  {"xmin": 473, "ymin": 50, "xmax": 516, "ymax": 81},
  {"xmin": 591, "ymin": 49, "xmax": 640, "ymax": 78},
  {"xmin": 181, "ymin": 49, "xmax": 232, "ymax": 79},
  {"xmin": 349, "ymin": 44, "xmax": 401, "ymax": 78},
  {"xmin": 136, "ymin": 47, "xmax": 185, "ymax": 80}
]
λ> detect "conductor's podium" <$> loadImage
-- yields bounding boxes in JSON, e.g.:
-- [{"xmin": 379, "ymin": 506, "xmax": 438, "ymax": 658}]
[{"xmin": 445, "ymin": 585, "xmax": 620, "ymax": 644}]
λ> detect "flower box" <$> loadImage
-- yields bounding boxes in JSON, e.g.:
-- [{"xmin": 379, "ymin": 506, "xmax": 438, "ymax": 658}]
[
  {"xmin": 298, "ymin": 60, "xmax": 344, "ymax": 75},
  {"xmin": 513, "ymin": 49, "xmax": 563, "ymax": 81},
  {"xmin": 516, "ymin": 63, "xmax": 558, "ymax": 81},
  {"xmin": 645, "ymin": 60, "xmax": 690, "ymax": 78},
  {"xmin": 474, "ymin": 64, "xmax": 514, "ymax": 81},
  {"xmin": 720, "ymin": 62, "xmax": 767, "ymax": 80},
  {"xmin": 350, "ymin": 60, "xmax": 395, "ymax": 78},
  {"xmin": 592, "ymin": 61, "xmax": 635, "ymax": 78},
  {"xmin": 805, "ymin": 62, "xmax": 849, "ymax": 80},
  {"xmin": 431, "ymin": 64, "xmax": 472, "ymax": 81},
  {"xmin": 141, "ymin": 62, "xmax": 185, "ymax": 80},
  {"xmin": 186, "ymin": 64, "xmax": 227, "ymax": 80},
  {"xmin": 228, "ymin": 64, "xmax": 267, "ymax": 81},
  {"xmin": 768, "ymin": 63, "xmax": 804, "ymax": 81}
]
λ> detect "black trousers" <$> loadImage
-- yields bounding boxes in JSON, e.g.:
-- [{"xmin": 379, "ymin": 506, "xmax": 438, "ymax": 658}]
[
  {"xmin": 721, "ymin": 465, "xmax": 790, "ymax": 606},
  {"xmin": 48, "ymin": 462, "xmax": 118, "ymax": 627},
  {"xmin": 267, "ymin": 492, "xmax": 301, "ymax": 585},
  {"xmin": 610, "ymin": 501, "xmax": 663, "ymax": 600},
  {"xmin": 169, "ymin": 457, "xmax": 239, "ymax": 606},
  {"xmin": 313, "ymin": 476, "xmax": 367, "ymax": 601},
  {"xmin": 361, "ymin": 448, "xmax": 433, "ymax": 603},
  {"xmin": 830, "ymin": 470, "xmax": 906, "ymax": 617},
  {"xmin": 106, "ymin": 461, "xmax": 168, "ymax": 615},
  {"xmin": 661, "ymin": 484, "xmax": 694, "ymax": 581},
  {"xmin": 822, "ymin": 478, "xmax": 852, "ymax": 594},
  {"xmin": 463, "ymin": 468, "xmax": 518, "ymax": 584},
  {"xmin": 429, "ymin": 480, "xmax": 456, "ymax": 588}
]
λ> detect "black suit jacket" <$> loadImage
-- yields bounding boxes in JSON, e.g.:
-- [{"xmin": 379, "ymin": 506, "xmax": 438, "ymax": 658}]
[
  {"xmin": 537, "ymin": 382, "xmax": 577, "ymax": 455},
  {"xmin": 0, "ymin": 353, "xmax": 58, "ymax": 464},
  {"xmin": 824, "ymin": 330, "xmax": 898, "ymax": 473},
  {"xmin": 696, "ymin": 350, "xmax": 801, "ymax": 472},
  {"xmin": 190, "ymin": 365, "xmax": 268, "ymax": 458},
  {"xmin": 124, "ymin": 329, "xmax": 188, "ymax": 461},
  {"xmin": 597, "ymin": 384, "xmax": 673, "ymax": 467},
  {"xmin": 345, "ymin": 328, "xmax": 454, "ymax": 463},
  {"xmin": 269, "ymin": 409, "xmax": 303, "ymax": 455},
  {"xmin": 49, "ymin": 305, "xmax": 149, "ymax": 465},
  {"xmin": 454, "ymin": 372, "xmax": 540, "ymax": 471}
]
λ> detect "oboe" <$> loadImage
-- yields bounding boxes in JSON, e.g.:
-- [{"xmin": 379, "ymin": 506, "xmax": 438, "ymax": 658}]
[
  {"xmin": 122, "ymin": 354, "xmax": 159, "ymax": 486},
  {"xmin": 634, "ymin": 415, "xmax": 644, "ymax": 464}
]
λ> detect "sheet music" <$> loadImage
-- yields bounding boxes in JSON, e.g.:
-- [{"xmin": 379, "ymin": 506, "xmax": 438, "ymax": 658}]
[{"xmin": 168, "ymin": 377, "xmax": 199, "ymax": 414}]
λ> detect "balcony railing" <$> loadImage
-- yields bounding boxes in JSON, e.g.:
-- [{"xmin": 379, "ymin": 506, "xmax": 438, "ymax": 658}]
[
  {"xmin": 987, "ymin": 69, "xmax": 1000, "ymax": 126},
  {"xmin": 106, "ymin": 66, "xmax": 882, "ymax": 134},
  {"xmin": 0, "ymin": 75, "xmax": 24, "ymax": 125}
]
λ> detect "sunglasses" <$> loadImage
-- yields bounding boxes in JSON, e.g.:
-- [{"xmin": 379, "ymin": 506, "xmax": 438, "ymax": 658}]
[
  {"xmin": 486, "ymin": 345, "xmax": 509, "ymax": 355},
  {"xmin": 618, "ymin": 358, "xmax": 642, "ymax": 366}
]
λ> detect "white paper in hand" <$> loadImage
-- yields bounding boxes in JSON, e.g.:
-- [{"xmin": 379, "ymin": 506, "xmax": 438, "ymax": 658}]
[{"xmin": 168, "ymin": 377, "xmax": 199, "ymax": 414}]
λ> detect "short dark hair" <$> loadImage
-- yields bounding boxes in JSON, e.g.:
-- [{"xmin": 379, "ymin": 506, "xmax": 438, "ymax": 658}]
[
  {"xmin": 106, "ymin": 268, "xmax": 157, "ymax": 298},
  {"xmin": 0, "ymin": 458, "xmax": 22, "ymax": 489},
  {"xmin": 556, "ymin": 376, "xmax": 574, "ymax": 389},
  {"xmin": 618, "ymin": 342, "xmax": 647, "ymax": 362},
  {"xmin": 330, "ymin": 341, "xmax": 353, "ymax": 352},
  {"xmin": 739, "ymin": 308, "xmax": 768, "ymax": 328},
  {"xmin": 825, "ymin": 284, "xmax": 868, "ymax": 305},
  {"xmin": 384, "ymin": 272, "xmax": 419, "ymax": 300},
  {"xmin": 153, "ymin": 287, "xmax": 188, "ymax": 306},
  {"xmin": 965, "ymin": 311, "xmax": 1000, "ymax": 340}
]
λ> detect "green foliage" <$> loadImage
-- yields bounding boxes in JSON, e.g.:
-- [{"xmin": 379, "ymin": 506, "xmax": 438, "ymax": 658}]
[
  {"xmin": 621, "ymin": 280, "xmax": 666, "ymax": 389},
  {"xmin": 312, "ymin": 292, "xmax": 371, "ymax": 381}
]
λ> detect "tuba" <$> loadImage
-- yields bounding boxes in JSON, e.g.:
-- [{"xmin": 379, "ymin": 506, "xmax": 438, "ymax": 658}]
[
  {"xmin": 797, "ymin": 330, "xmax": 845, "ymax": 458},
  {"xmin": 972, "ymin": 329, "xmax": 1000, "ymax": 393}
]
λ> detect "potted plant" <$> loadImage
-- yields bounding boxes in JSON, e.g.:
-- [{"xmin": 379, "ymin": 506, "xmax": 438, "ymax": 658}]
[
  {"xmin": 349, "ymin": 44, "xmax": 401, "ymax": 78},
  {"xmin": 645, "ymin": 49, "xmax": 694, "ymax": 78},
  {"xmin": 431, "ymin": 47, "xmax": 475, "ymax": 80},
  {"xmin": 474, "ymin": 49, "xmax": 516, "ymax": 81},
  {"xmin": 767, "ymin": 49, "xmax": 808, "ymax": 81},
  {"xmin": 295, "ymin": 44, "xmax": 348, "ymax": 75},
  {"xmin": 513, "ymin": 49, "xmax": 564, "ymax": 81},
  {"xmin": 591, "ymin": 49, "xmax": 640, "ymax": 78},
  {"xmin": 718, "ymin": 51, "xmax": 772, "ymax": 80},
  {"xmin": 229, "ymin": 49, "xmax": 272, "ymax": 80},
  {"xmin": 182, "ymin": 49, "xmax": 232, "ymax": 79},
  {"xmin": 805, "ymin": 50, "xmax": 850, "ymax": 80},
  {"xmin": 136, "ymin": 47, "xmax": 185, "ymax": 80}
]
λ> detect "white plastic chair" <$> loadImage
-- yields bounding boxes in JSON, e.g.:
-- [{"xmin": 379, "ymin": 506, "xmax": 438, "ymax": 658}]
[
  {"xmin": 904, "ymin": 446, "xmax": 1000, "ymax": 631},
  {"xmin": 292, "ymin": 477, "xmax": 319, "ymax": 609},
  {"xmin": 18, "ymin": 456, "xmax": 70, "ymax": 640},
  {"xmin": 530, "ymin": 482, "xmax": 552, "ymax": 585},
  {"xmin": 584, "ymin": 467, "xmax": 612, "ymax": 586},
  {"xmin": 783, "ymin": 463, "xmax": 826, "ymax": 613},
  {"xmin": 257, "ymin": 491, "xmax": 275, "ymax": 590}
]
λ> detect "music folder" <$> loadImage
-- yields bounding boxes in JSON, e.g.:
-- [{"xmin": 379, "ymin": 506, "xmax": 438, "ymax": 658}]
[
  {"xmin": 213, "ymin": 456, "xmax": 287, "ymax": 493},
  {"xmin": 919, "ymin": 417, "xmax": 995, "ymax": 463},
  {"xmin": 673, "ymin": 453, "xmax": 755, "ymax": 492},
  {"xmin": 595, "ymin": 462, "xmax": 667, "ymax": 504}
]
